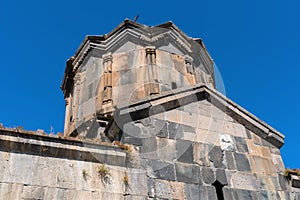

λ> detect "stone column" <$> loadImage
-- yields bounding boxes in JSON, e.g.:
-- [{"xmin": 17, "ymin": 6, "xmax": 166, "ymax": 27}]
[
  {"xmin": 102, "ymin": 53, "xmax": 113, "ymax": 104},
  {"xmin": 146, "ymin": 46, "xmax": 159, "ymax": 95},
  {"xmin": 63, "ymin": 97, "xmax": 71, "ymax": 135},
  {"xmin": 185, "ymin": 57, "xmax": 194, "ymax": 74},
  {"xmin": 185, "ymin": 56, "xmax": 196, "ymax": 84},
  {"xmin": 73, "ymin": 74, "xmax": 81, "ymax": 124}
]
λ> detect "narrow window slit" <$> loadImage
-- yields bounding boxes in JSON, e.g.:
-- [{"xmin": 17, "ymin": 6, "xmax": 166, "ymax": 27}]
[{"xmin": 212, "ymin": 180, "xmax": 225, "ymax": 200}]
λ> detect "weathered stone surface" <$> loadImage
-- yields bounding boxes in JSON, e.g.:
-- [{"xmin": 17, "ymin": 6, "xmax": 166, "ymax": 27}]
[
  {"xmin": 95, "ymin": 192, "xmax": 124, "ymax": 200},
  {"xmin": 220, "ymin": 134, "xmax": 236, "ymax": 151},
  {"xmin": 176, "ymin": 139, "xmax": 194, "ymax": 163},
  {"xmin": 196, "ymin": 128, "xmax": 220, "ymax": 146},
  {"xmin": 216, "ymin": 169, "xmax": 228, "ymax": 185},
  {"xmin": 147, "ymin": 178, "xmax": 155, "ymax": 198},
  {"xmin": 155, "ymin": 120, "xmax": 168, "ymax": 138},
  {"xmin": 123, "ymin": 123, "xmax": 142, "ymax": 135},
  {"xmin": 154, "ymin": 180, "xmax": 172, "ymax": 199},
  {"xmin": 169, "ymin": 181, "xmax": 185, "ymax": 199},
  {"xmin": 234, "ymin": 153, "xmax": 251, "ymax": 172},
  {"xmin": 271, "ymin": 154, "xmax": 285, "ymax": 173},
  {"xmin": 235, "ymin": 189, "xmax": 257, "ymax": 200},
  {"xmin": 232, "ymin": 123, "xmax": 248, "ymax": 138},
  {"xmin": 185, "ymin": 183, "xmax": 200, "ymax": 200},
  {"xmin": 257, "ymin": 190, "xmax": 274, "ymax": 200},
  {"xmin": 182, "ymin": 124, "xmax": 196, "ymax": 134},
  {"xmin": 127, "ymin": 169, "xmax": 148, "ymax": 196},
  {"xmin": 126, "ymin": 146, "xmax": 141, "ymax": 168},
  {"xmin": 257, "ymin": 174, "xmax": 278, "ymax": 191},
  {"xmin": 22, "ymin": 185, "xmax": 45, "ymax": 200},
  {"xmin": 249, "ymin": 155, "xmax": 276, "ymax": 175},
  {"xmin": 225, "ymin": 151, "xmax": 236, "ymax": 170},
  {"xmin": 194, "ymin": 142, "xmax": 212, "ymax": 167},
  {"xmin": 140, "ymin": 137, "xmax": 157, "ymax": 158},
  {"xmin": 0, "ymin": 183, "xmax": 23, "ymax": 200},
  {"xmin": 230, "ymin": 172, "xmax": 259, "ymax": 191},
  {"xmin": 245, "ymin": 128, "xmax": 252, "ymax": 139},
  {"xmin": 124, "ymin": 195, "xmax": 148, "ymax": 200},
  {"xmin": 122, "ymin": 135, "xmax": 143, "ymax": 146},
  {"xmin": 201, "ymin": 167, "xmax": 215, "ymax": 184},
  {"xmin": 234, "ymin": 136, "xmax": 249, "ymax": 153},
  {"xmin": 67, "ymin": 189, "xmax": 93, "ymax": 199},
  {"xmin": 223, "ymin": 187, "xmax": 234, "ymax": 200},
  {"xmin": 277, "ymin": 191, "xmax": 293, "ymax": 200},
  {"xmin": 209, "ymin": 146, "xmax": 224, "ymax": 168},
  {"xmin": 142, "ymin": 159, "xmax": 176, "ymax": 181},
  {"xmin": 157, "ymin": 138, "xmax": 176, "ymax": 161},
  {"xmin": 168, "ymin": 121, "xmax": 184, "ymax": 139},
  {"xmin": 206, "ymin": 186, "xmax": 218, "ymax": 200},
  {"xmin": 278, "ymin": 174, "xmax": 289, "ymax": 191},
  {"xmin": 175, "ymin": 162, "xmax": 200, "ymax": 184}
]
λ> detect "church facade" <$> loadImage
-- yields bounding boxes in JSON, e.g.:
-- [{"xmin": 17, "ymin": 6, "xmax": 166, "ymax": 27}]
[{"xmin": 0, "ymin": 20, "xmax": 299, "ymax": 199}]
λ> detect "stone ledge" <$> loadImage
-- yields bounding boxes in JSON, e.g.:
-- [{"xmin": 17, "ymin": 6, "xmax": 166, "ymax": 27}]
[{"xmin": 0, "ymin": 129, "xmax": 126, "ymax": 166}]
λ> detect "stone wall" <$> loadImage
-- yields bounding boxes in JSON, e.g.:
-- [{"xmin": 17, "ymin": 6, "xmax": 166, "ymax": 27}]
[
  {"xmin": 119, "ymin": 106, "xmax": 296, "ymax": 199},
  {"xmin": 114, "ymin": 84, "xmax": 300, "ymax": 200},
  {"xmin": 66, "ymin": 47, "xmax": 214, "ymax": 137},
  {"xmin": 1, "ymin": 85, "xmax": 300, "ymax": 200}
]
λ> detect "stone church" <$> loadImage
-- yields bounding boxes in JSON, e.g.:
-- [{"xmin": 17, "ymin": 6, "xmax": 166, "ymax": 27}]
[{"xmin": 0, "ymin": 19, "xmax": 299, "ymax": 199}]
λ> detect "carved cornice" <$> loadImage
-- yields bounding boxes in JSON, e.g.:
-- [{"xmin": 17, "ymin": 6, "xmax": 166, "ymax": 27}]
[
  {"xmin": 71, "ymin": 20, "xmax": 212, "ymax": 71},
  {"xmin": 62, "ymin": 19, "xmax": 215, "ymax": 97}
]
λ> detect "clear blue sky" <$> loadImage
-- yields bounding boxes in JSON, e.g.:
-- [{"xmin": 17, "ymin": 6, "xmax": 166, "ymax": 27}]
[{"xmin": 0, "ymin": 0, "xmax": 299, "ymax": 168}]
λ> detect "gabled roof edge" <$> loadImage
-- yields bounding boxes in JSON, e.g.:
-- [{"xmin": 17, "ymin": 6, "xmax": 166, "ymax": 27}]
[{"xmin": 115, "ymin": 83, "xmax": 285, "ymax": 148}]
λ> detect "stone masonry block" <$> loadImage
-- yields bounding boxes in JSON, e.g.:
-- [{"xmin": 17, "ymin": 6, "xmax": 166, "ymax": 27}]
[
  {"xmin": 157, "ymin": 137, "xmax": 176, "ymax": 161},
  {"xmin": 140, "ymin": 137, "xmax": 157, "ymax": 159},
  {"xmin": 143, "ymin": 159, "xmax": 176, "ymax": 181},
  {"xmin": 127, "ymin": 169, "xmax": 148, "ymax": 196},
  {"xmin": 196, "ymin": 128, "xmax": 220, "ymax": 146},
  {"xmin": 235, "ymin": 189, "xmax": 258, "ymax": 200},
  {"xmin": 22, "ymin": 185, "xmax": 45, "ymax": 200},
  {"xmin": 147, "ymin": 178, "xmax": 155, "ymax": 198},
  {"xmin": 206, "ymin": 186, "xmax": 218, "ymax": 200},
  {"xmin": 194, "ymin": 142, "xmax": 212, "ymax": 167},
  {"xmin": 176, "ymin": 140, "xmax": 194, "ymax": 163},
  {"xmin": 155, "ymin": 120, "xmax": 168, "ymax": 138},
  {"xmin": 168, "ymin": 121, "xmax": 184, "ymax": 139},
  {"xmin": 225, "ymin": 151, "xmax": 236, "ymax": 170},
  {"xmin": 230, "ymin": 172, "xmax": 259, "ymax": 191},
  {"xmin": 0, "ymin": 183, "xmax": 23, "ymax": 200},
  {"xmin": 155, "ymin": 180, "xmax": 172, "ymax": 199},
  {"xmin": 208, "ymin": 146, "xmax": 224, "ymax": 168},
  {"xmin": 249, "ymin": 155, "xmax": 276, "ymax": 175},
  {"xmin": 234, "ymin": 136, "xmax": 249, "ymax": 153},
  {"xmin": 175, "ymin": 162, "xmax": 201, "ymax": 184},
  {"xmin": 234, "ymin": 153, "xmax": 251, "ymax": 172},
  {"xmin": 271, "ymin": 154, "xmax": 285, "ymax": 173},
  {"xmin": 223, "ymin": 187, "xmax": 234, "ymax": 200},
  {"xmin": 184, "ymin": 183, "xmax": 200, "ymax": 200},
  {"xmin": 216, "ymin": 169, "xmax": 228, "ymax": 185},
  {"xmin": 201, "ymin": 167, "xmax": 215, "ymax": 184},
  {"xmin": 220, "ymin": 134, "xmax": 236, "ymax": 151}
]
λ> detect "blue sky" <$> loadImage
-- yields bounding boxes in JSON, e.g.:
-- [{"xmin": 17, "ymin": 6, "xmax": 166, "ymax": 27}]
[{"xmin": 0, "ymin": 0, "xmax": 299, "ymax": 168}]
